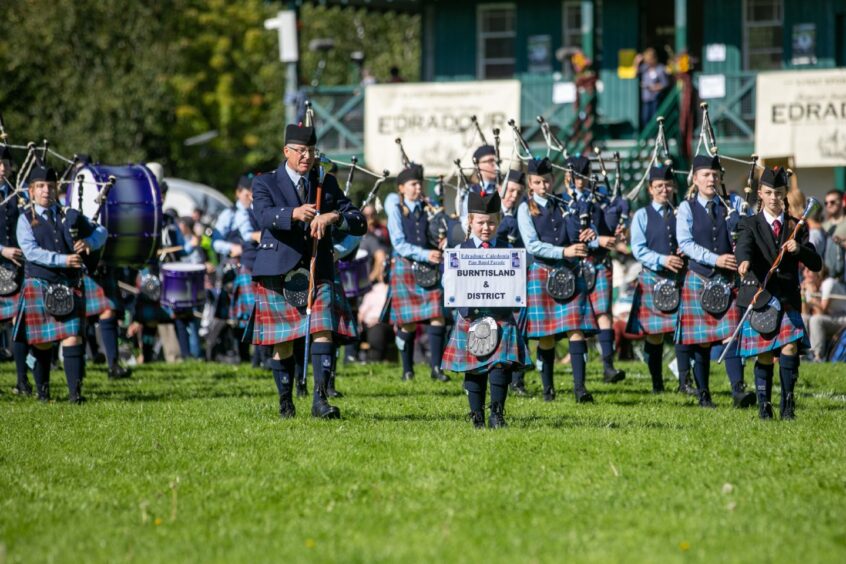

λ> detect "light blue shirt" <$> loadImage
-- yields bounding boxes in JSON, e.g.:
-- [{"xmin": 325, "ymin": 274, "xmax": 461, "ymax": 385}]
[
  {"xmin": 334, "ymin": 232, "xmax": 362, "ymax": 259},
  {"xmin": 16, "ymin": 203, "xmax": 107, "ymax": 268},
  {"xmin": 630, "ymin": 201, "xmax": 673, "ymax": 271},
  {"xmin": 517, "ymin": 193, "xmax": 598, "ymax": 260},
  {"xmin": 215, "ymin": 201, "xmax": 257, "ymax": 245},
  {"xmin": 676, "ymin": 192, "xmax": 746, "ymax": 267},
  {"xmin": 386, "ymin": 193, "xmax": 431, "ymax": 263}
]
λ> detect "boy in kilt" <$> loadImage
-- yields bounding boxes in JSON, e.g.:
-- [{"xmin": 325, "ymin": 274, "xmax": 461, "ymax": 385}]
[
  {"xmin": 0, "ymin": 145, "xmax": 31, "ymax": 395},
  {"xmin": 735, "ymin": 167, "xmax": 822, "ymax": 419},
  {"xmin": 517, "ymin": 157, "xmax": 599, "ymax": 403},
  {"xmin": 566, "ymin": 155, "xmax": 627, "ymax": 384},
  {"xmin": 386, "ymin": 163, "xmax": 450, "ymax": 383},
  {"xmin": 14, "ymin": 166, "xmax": 107, "ymax": 403},
  {"xmin": 442, "ymin": 190, "xmax": 529, "ymax": 428},
  {"xmin": 676, "ymin": 154, "xmax": 755, "ymax": 408},
  {"xmin": 250, "ymin": 124, "xmax": 366, "ymax": 419},
  {"xmin": 627, "ymin": 164, "xmax": 695, "ymax": 394}
]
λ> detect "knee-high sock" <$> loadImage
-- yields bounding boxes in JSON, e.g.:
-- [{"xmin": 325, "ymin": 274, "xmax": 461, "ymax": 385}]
[
  {"xmin": 538, "ymin": 346, "xmax": 555, "ymax": 391},
  {"xmin": 32, "ymin": 346, "xmax": 53, "ymax": 399},
  {"xmin": 489, "ymin": 368, "xmax": 509, "ymax": 407},
  {"xmin": 310, "ymin": 342, "xmax": 334, "ymax": 401},
  {"xmin": 398, "ymin": 330, "xmax": 415, "ymax": 375},
  {"xmin": 675, "ymin": 344, "xmax": 692, "ymax": 387},
  {"xmin": 293, "ymin": 338, "xmax": 306, "ymax": 384},
  {"xmin": 569, "ymin": 340, "xmax": 588, "ymax": 393},
  {"xmin": 598, "ymin": 328, "xmax": 616, "ymax": 369},
  {"xmin": 174, "ymin": 318, "xmax": 191, "ymax": 359},
  {"xmin": 14, "ymin": 341, "xmax": 30, "ymax": 389},
  {"xmin": 464, "ymin": 373, "xmax": 486, "ymax": 413},
  {"xmin": 693, "ymin": 345, "xmax": 710, "ymax": 391},
  {"xmin": 427, "ymin": 325, "xmax": 446, "ymax": 369},
  {"xmin": 86, "ymin": 322, "xmax": 100, "ymax": 358},
  {"xmin": 62, "ymin": 344, "xmax": 85, "ymax": 399},
  {"xmin": 722, "ymin": 339, "xmax": 745, "ymax": 391},
  {"xmin": 754, "ymin": 362, "xmax": 774, "ymax": 405},
  {"xmin": 779, "ymin": 354, "xmax": 799, "ymax": 411},
  {"xmin": 270, "ymin": 357, "xmax": 295, "ymax": 399},
  {"xmin": 99, "ymin": 317, "xmax": 119, "ymax": 369},
  {"xmin": 644, "ymin": 341, "xmax": 664, "ymax": 389},
  {"xmin": 142, "ymin": 326, "xmax": 157, "ymax": 362}
]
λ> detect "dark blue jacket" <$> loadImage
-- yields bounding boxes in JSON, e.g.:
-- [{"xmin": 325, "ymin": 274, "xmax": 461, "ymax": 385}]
[
  {"xmin": 23, "ymin": 208, "xmax": 96, "ymax": 284},
  {"xmin": 252, "ymin": 164, "xmax": 366, "ymax": 279}
]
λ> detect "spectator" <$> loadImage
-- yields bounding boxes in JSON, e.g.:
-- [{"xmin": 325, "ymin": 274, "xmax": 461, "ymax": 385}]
[
  {"xmin": 388, "ymin": 66, "xmax": 405, "ymax": 83},
  {"xmin": 822, "ymin": 190, "xmax": 846, "ymax": 278},
  {"xmin": 634, "ymin": 48, "xmax": 669, "ymax": 128},
  {"xmin": 805, "ymin": 266, "xmax": 846, "ymax": 361},
  {"xmin": 356, "ymin": 275, "xmax": 395, "ymax": 362},
  {"xmin": 360, "ymin": 68, "xmax": 377, "ymax": 86}
]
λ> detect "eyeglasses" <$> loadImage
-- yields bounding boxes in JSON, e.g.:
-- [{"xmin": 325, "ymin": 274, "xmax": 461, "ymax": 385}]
[
  {"xmin": 825, "ymin": 200, "xmax": 840, "ymax": 206},
  {"xmin": 286, "ymin": 145, "xmax": 315, "ymax": 157}
]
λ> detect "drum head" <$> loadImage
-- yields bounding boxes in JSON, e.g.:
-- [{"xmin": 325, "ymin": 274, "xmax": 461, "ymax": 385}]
[{"xmin": 161, "ymin": 263, "xmax": 205, "ymax": 274}]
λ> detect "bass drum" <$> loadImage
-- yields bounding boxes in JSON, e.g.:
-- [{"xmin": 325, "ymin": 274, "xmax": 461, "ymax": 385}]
[{"xmin": 66, "ymin": 164, "xmax": 162, "ymax": 267}]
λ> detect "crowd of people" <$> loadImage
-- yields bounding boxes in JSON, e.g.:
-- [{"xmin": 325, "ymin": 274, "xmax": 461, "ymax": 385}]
[{"xmin": 2, "ymin": 116, "xmax": 843, "ymax": 427}]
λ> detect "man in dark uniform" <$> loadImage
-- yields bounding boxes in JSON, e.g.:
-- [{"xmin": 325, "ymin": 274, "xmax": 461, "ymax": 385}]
[{"xmin": 250, "ymin": 124, "xmax": 366, "ymax": 419}]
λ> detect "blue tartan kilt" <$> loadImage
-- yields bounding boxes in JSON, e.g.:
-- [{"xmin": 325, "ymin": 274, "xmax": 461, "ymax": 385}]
[
  {"xmin": 229, "ymin": 271, "xmax": 256, "ymax": 328},
  {"xmin": 14, "ymin": 278, "xmax": 84, "ymax": 345},
  {"xmin": 676, "ymin": 270, "xmax": 741, "ymax": 345},
  {"xmin": 333, "ymin": 271, "xmax": 359, "ymax": 340},
  {"xmin": 0, "ymin": 290, "xmax": 21, "ymax": 322},
  {"xmin": 588, "ymin": 259, "xmax": 613, "ymax": 316},
  {"xmin": 251, "ymin": 275, "xmax": 357, "ymax": 346},
  {"xmin": 389, "ymin": 255, "xmax": 444, "ymax": 326},
  {"xmin": 442, "ymin": 314, "xmax": 530, "ymax": 374},
  {"xmin": 82, "ymin": 274, "xmax": 112, "ymax": 317},
  {"xmin": 525, "ymin": 261, "xmax": 598, "ymax": 340},
  {"xmin": 739, "ymin": 307, "xmax": 808, "ymax": 358},
  {"xmin": 626, "ymin": 268, "xmax": 679, "ymax": 336}
]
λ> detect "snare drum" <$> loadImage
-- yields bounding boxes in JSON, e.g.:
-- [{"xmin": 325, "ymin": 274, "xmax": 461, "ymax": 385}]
[
  {"xmin": 161, "ymin": 263, "xmax": 206, "ymax": 310},
  {"xmin": 66, "ymin": 164, "xmax": 162, "ymax": 267},
  {"xmin": 337, "ymin": 249, "xmax": 372, "ymax": 298}
]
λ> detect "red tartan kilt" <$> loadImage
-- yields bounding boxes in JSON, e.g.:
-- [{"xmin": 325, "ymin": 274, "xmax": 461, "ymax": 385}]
[
  {"xmin": 0, "ymin": 290, "xmax": 21, "ymax": 322},
  {"xmin": 676, "ymin": 270, "xmax": 741, "ymax": 345},
  {"xmin": 14, "ymin": 278, "xmax": 84, "ymax": 345},
  {"xmin": 525, "ymin": 262, "xmax": 597, "ymax": 339},
  {"xmin": 389, "ymin": 255, "xmax": 443, "ymax": 326},
  {"xmin": 625, "ymin": 268, "xmax": 678, "ymax": 336},
  {"xmin": 588, "ymin": 260, "xmax": 613, "ymax": 315},
  {"xmin": 82, "ymin": 274, "xmax": 110, "ymax": 317}
]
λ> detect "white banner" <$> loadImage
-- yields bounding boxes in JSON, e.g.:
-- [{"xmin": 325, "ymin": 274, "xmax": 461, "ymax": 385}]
[
  {"xmin": 755, "ymin": 69, "xmax": 846, "ymax": 166},
  {"xmin": 364, "ymin": 80, "xmax": 521, "ymax": 176},
  {"xmin": 442, "ymin": 248, "xmax": 526, "ymax": 308}
]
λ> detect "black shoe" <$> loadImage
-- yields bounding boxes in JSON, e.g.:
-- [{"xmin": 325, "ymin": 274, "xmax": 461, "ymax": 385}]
[
  {"xmin": 279, "ymin": 397, "xmax": 296, "ymax": 419},
  {"xmin": 602, "ymin": 367, "xmax": 626, "ymax": 383},
  {"xmin": 402, "ymin": 371, "xmax": 415, "ymax": 381},
  {"xmin": 431, "ymin": 367, "xmax": 451, "ymax": 382},
  {"xmin": 732, "ymin": 386, "xmax": 756, "ymax": 409},
  {"xmin": 489, "ymin": 403, "xmax": 507, "ymax": 429},
  {"xmin": 759, "ymin": 402, "xmax": 774, "ymax": 420},
  {"xmin": 326, "ymin": 386, "xmax": 344, "ymax": 398},
  {"xmin": 509, "ymin": 382, "xmax": 529, "ymax": 397},
  {"xmin": 698, "ymin": 390, "xmax": 716, "ymax": 409},
  {"xmin": 677, "ymin": 382, "xmax": 698, "ymax": 396},
  {"xmin": 468, "ymin": 410, "xmax": 485, "ymax": 429},
  {"xmin": 575, "ymin": 390, "xmax": 595, "ymax": 404},
  {"xmin": 108, "ymin": 365, "xmax": 131, "ymax": 380},
  {"xmin": 12, "ymin": 384, "xmax": 33, "ymax": 396},
  {"xmin": 68, "ymin": 395, "xmax": 86, "ymax": 405},
  {"xmin": 311, "ymin": 388, "xmax": 341, "ymax": 419},
  {"xmin": 296, "ymin": 380, "xmax": 308, "ymax": 398},
  {"xmin": 543, "ymin": 387, "xmax": 556, "ymax": 402},
  {"xmin": 780, "ymin": 393, "xmax": 795, "ymax": 420},
  {"xmin": 651, "ymin": 386, "xmax": 665, "ymax": 394}
]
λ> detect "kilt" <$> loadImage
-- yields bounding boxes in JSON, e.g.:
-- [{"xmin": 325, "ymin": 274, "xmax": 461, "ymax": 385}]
[
  {"xmin": 251, "ymin": 275, "xmax": 356, "ymax": 346},
  {"xmin": 0, "ymin": 291, "xmax": 21, "ymax": 322},
  {"xmin": 525, "ymin": 261, "xmax": 597, "ymax": 340},
  {"xmin": 676, "ymin": 270, "xmax": 741, "ymax": 345},
  {"xmin": 229, "ymin": 271, "xmax": 256, "ymax": 328},
  {"xmin": 588, "ymin": 259, "xmax": 613, "ymax": 316},
  {"xmin": 739, "ymin": 306, "xmax": 808, "ymax": 358},
  {"xmin": 132, "ymin": 269, "xmax": 172, "ymax": 324},
  {"xmin": 13, "ymin": 278, "xmax": 84, "ymax": 345},
  {"xmin": 333, "ymin": 271, "xmax": 359, "ymax": 340},
  {"xmin": 625, "ymin": 268, "xmax": 679, "ymax": 336},
  {"xmin": 82, "ymin": 274, "xmax": 111, "ymax": 317},
  {"xmin": 442, "ymin": 314, "xmax": 530, "ymax": 374},
  {"xmin": 389, "ymin": 255, "xmax": 444, "ymax": 326}
]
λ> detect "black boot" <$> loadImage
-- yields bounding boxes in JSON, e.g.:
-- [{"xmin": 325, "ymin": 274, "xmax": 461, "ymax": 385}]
[
  {"xmin": 510, "ymin": 382, "xmax": 528, "ymax": 397},
  {"xmin": 326, "ymin": 372, "xmax": 343, "ymax": 398},
  {"xmin": 543, "ymin": 387, "xmax": 556, "ymax": 402},
  {"xmin": 296, "ymin": 377, "xmax": 308, "ymax": 398},
  {"xmin": 780, "ymin": 393, "xmax": 795, "ymax": 420},
  {"xmin": 279, "ymin": 396, "xmax": 296, "ymax": 419},
  {"xmin": 698, "ymin": 389, "xmax": 716, "ymax": 409},
  {"xmin": 402, "ymin": 370, "xmax": 415, "ymax": 381},
  {"xmin": 602, "ymin": 366, "xmax": 626, "ymax": 383},
  {"xmin": 677, "ymin": 381, "xmax": 698, "ymax": 395},
  {"xmin": 731, "ymin": 383, "xmax": 756, "ymax": 409},
  {"xmin": 430, "ymin": 366, "xmax": 451, "ymax": 382},
  {"xmin": 575, "ymin": 390, "xmax": 595, "ymax": 403},
  {"xmin": 108, "ymin": 365, "xmax": 131, "ymax": 380},
  {"xmin": 312, "ymin": 386, "xmax": 341, "ymax": 419},
  {"xmin": 488, "ymin": 402, "xmax": 507, "ymax": 429},
  {"xmin": 759, "ymin": 402, "xmax": 774, "ymax": 420},
  {"xmin": 468, "ymin": 410, "xmax": 485, "ymax": 429}
]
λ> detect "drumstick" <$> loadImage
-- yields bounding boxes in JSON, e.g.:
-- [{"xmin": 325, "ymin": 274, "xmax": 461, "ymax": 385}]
[
  {"xmin": 118, "ymin": 280, "xmax": 140, "ymax": 295},
  {"xmin": 158, "ymin": 245, "xmax": 185, "ymax": 257}
]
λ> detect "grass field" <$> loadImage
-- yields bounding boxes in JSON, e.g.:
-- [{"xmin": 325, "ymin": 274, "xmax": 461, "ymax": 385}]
[{"xmin": 1, "ymin": 357, "xmax": 845, "ymax": 563}]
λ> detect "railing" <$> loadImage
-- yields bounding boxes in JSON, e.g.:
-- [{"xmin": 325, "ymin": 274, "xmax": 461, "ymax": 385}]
[{"xmin": 696, "ymin": 71, "xmax": 756, "ymax": 142}]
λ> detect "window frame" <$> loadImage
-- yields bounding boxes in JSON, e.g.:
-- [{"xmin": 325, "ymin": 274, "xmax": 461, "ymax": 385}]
[
  {"xmin": 476, "ymin": 3, "xmax": 517, "ymax": 79},
  {"xmin": 743, "ymin": 0, "xmax": 784, "ymax": 70}
]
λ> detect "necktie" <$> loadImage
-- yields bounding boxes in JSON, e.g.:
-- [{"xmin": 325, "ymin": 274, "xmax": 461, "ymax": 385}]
[
  {"xmin": 481, "ymin": 241, "xmax": 490, "ymax": 249},
  {"xmin": 772, "ymin": 219, "xmax": 782, "ymax": 239},
  {"xmin": 44, "ymin": 208, "xmax": 56, "ymax": 227},
  {"xmin": 706, "ymin": 200, "xmax": 715, "ymax": 219},
  {"xmin": 662, "ymin": 205, "xmax": 672, "ymax": 222},
  {"xmin": 297, "ymin": 177, "xmax": 306, "ymax": 202}
]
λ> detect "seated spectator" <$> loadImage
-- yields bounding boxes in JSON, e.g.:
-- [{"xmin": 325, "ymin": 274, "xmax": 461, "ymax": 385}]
[
  {"xmin": 357, "ymin": 276, "xmax": 396, "ymax": 362},
  {"xmin": 805, "ymin": 266, "xmax": 846, "ymax": 361}
]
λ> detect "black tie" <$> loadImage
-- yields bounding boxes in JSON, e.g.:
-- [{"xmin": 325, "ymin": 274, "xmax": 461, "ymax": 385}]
[
  {"xmin": 663, "ymin": 205, "xmax": 672, "ymax": 222},
  {"xmin": 44, "ymin": 208, "xmax": 56, "ymax": 227},
  {"xmin": 297, "ymin": 177, "xmax": 306, "ymax": 203},
  {"xmin": 706, "ymin": 200, "xmax": 715, "ymax": 220}
]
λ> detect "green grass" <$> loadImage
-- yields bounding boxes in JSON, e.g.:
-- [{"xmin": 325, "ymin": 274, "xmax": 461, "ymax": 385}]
[{"xmin": 1, "ymin": 358, "xmax": 845, "ymax": 563}]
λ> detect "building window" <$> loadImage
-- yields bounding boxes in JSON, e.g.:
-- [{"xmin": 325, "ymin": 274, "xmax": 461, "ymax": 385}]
[
  {"xmin": 562, "ymin": 1, "xmax": 582, "ymax": 49},
  {"xmin": 744, "ymin": 0, "xmax": 784, "ymax": 70},
  {"xmin": 477, "ymin": 4, "xmax": 516, "ymax": 79}
]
